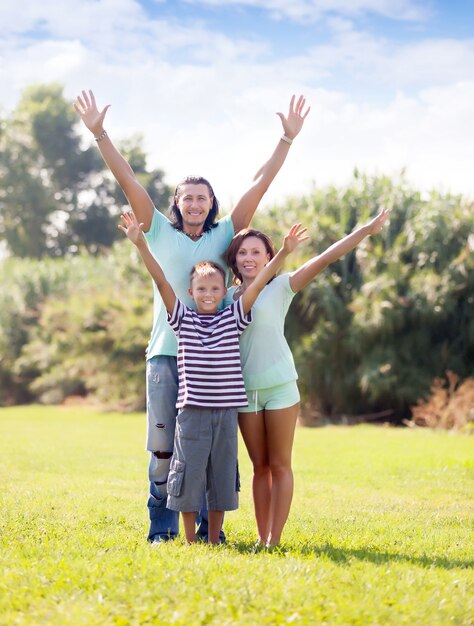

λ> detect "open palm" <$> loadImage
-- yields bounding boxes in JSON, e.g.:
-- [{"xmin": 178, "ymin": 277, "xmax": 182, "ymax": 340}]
[
  {"xmin": 73, "ymin": 90, "xmax": 110, "ymax": 136},
  {"xmin": 277, "ymin": 95, "xmax": 311, "ymax": 140},
  {"xmin": 118, "ymin": 211, "xmax": 145, "ymax": 245},
  {"xmin": 283, "ymin": 223, "xmax": 309, "ymax": 253},
  {"xmin": 368, "ymin": 208, "xmax": 390, "ymax": 235}
]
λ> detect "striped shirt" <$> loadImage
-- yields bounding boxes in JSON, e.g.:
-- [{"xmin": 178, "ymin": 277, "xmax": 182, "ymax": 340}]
[{"xmin": 168, "ymin": 297, "xmax": 252, "ymax": 408}]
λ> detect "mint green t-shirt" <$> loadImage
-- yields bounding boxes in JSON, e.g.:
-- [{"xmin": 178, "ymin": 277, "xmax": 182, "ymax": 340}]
[
  {"xmin": 228, "ymin": 273, "xmax": 298, "ymax": 391},
  {"xmin": 144, "ymin": 209, "xmax": 234, "ymax": 359}
]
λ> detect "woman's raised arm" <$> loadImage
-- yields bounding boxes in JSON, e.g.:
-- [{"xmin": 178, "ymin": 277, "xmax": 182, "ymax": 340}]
[{"xmin": 289, "ymin": 208, "xmax": 390, "ymax": 294}]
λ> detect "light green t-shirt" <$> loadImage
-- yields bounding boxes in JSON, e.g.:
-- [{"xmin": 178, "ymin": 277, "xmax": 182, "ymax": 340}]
[
  {"xmin": 144, "ymin": 209, "xmax": 235, "ymax": 359},
  {"xmin": 228, "ymin": 273, "xmax": 298, "ymax": 390}
]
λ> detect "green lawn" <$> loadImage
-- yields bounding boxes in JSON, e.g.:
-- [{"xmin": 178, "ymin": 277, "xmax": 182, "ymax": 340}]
[{"xmin": 1, "ymin": 406, "xmax": 473, "ymax": 625}]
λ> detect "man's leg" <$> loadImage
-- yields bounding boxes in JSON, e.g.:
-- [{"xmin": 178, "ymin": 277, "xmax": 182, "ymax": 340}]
[{"xmin": 146, "ymin": 356, "xmax": 179, "ymax": 543}]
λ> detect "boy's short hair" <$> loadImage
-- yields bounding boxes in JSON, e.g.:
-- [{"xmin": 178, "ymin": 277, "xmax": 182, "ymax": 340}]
[{"xmin": 190, "ymin": 261, "xmax": 226, "ymax": 285}]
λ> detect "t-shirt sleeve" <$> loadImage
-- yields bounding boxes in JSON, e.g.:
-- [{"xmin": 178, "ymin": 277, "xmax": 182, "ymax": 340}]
[
  {"xmin": 144, "ymin": 208, "xmax": 170, "ymax": 244},
  {"xmin": 231, "ymin": 298, "xmax": 252, "ymax": 334},
  {"xmin": 167, "ymin": 298, "xmax": 186, "ymax": 334},
  {"xmin": 222, "ymin": 288, "xmax": 236, "ymax": 307},
  {"xmin": 218, "ymin": 213, "xmax": 235, "ymax": 244},
  {"xmin": 277, "ymin": 274, "xmax": 296, "ymax": 307}
]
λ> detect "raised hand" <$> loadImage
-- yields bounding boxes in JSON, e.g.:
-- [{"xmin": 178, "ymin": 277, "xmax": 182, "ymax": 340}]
[
  {"xmin": 282, "ymin": 223, "xmax": 309, "ymax": 254},
  {"xmin": 367, "ymin": 207, "xmax": 390, "ymax": 235},
  {"xmin": 276, "ymin": 95, "xmax": 311, "ymax": 140},
  {"xmin": 73, "ymin": 89, "xmax": 110, "ymax": 136},
  {"xmin": 118, "ymin": 211, "xmax": 145, "ymax": 246}
]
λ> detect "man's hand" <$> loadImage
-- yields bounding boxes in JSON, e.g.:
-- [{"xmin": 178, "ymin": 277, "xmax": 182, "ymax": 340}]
[
  {"xmin": 276, "ymin": 95, "xmax": 311, "ymax": 140},
  {"xmin": 73, "ymin": 89, "xmax": 110, "ymax": 137}
]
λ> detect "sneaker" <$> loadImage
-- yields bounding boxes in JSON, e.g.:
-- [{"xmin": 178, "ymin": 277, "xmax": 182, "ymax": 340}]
[{"xmin": 150, "ymin": 536, "xmax": 174, "ymax": 547}]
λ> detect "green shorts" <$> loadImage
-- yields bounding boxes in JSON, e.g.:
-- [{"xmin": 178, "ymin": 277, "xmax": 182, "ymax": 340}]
[{"xmin": 239, "ymin": 380, "xmax": 300, "ymax": 413}]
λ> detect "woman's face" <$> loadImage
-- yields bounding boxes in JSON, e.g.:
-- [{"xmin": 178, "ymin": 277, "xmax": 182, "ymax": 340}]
[{"xmin": 235, "ymin": 236, "xmax": 271, "ymax": 281}]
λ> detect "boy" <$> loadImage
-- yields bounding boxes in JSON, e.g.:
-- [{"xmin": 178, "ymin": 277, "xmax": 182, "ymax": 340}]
[{"xmin": 120, "ymin": 211, "xmax": 307, "ymax": 543}]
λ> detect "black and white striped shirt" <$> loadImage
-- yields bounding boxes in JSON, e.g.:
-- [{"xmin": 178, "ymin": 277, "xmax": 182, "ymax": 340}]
[{"xmin": 168, "ymin": 298, "xmax": 251, "ymax": 408}]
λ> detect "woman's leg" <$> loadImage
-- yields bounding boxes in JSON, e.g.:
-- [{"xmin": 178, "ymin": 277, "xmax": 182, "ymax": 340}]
[
  {"xmin": 264, "ymin": 403, "xmax": 299, "ymax": 546},
  {"xmin": 238, "ymin": 411, "xmax": 271, "ymax": 542}
]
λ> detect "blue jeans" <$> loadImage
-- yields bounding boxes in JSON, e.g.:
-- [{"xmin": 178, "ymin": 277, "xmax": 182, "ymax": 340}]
[{"xmin": 146, "ymin": 356, "xmax": 225, "ymax": 542}]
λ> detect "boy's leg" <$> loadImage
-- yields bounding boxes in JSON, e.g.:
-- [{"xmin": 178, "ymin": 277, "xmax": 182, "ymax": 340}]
[
  {"xmin": 196, "ymin": 492, "xmax": 226, "ymax": 543},
  {"xmin": 208, "ymin": 511, "xmax": 224, "ymax": 545},
  {"xmin": 181, "ymin": 512, "xmax": 198, "ymax": 544},
  {"xmin": 206, "ymin": 408, "xmax": 239, "ymax": 541},
  {"xmin": 167, "ymin": 408, "xmax": 211, "ymax": 537},
  {"xmin": 146, "ymin": 356, "xmax": 179, "ymax": 543}
]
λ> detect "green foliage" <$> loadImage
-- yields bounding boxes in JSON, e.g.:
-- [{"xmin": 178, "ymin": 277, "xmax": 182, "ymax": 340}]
[
  {"xmin": 0, "ymin": 242, "xmax": 151, "ymax": 408},
  {"xmin": 255, "ymin": 173, "xmax": 474, "ymax": 419},
  {"xmin": 1, "ymin": 407, "xmax": 473, "ymax": 625},
  {"xmin": 0, "ymin": 83, "xmax": 172, "ymax": 258},
  {"xmin": 1, "ymin": 173, "xmax": 472, "ymax": 418}
]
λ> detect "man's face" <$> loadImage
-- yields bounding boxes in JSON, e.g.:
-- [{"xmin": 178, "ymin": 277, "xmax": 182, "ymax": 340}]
[{"xmin": 176, "ymin": 183, "xmax": 213, "ymax": 230}]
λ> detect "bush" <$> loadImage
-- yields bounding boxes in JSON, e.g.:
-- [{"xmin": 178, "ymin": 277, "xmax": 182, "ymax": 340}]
[
  {"xmin": 0, "ymin": 242, "xmax": 151, "ymax": 409},
  {"xmin": 256, "ymin": 173, "xmax": 474, "ymax": 420},
  {"xmin": 407, "ymin": 371, "xmax": 474, "ymax": 431}
]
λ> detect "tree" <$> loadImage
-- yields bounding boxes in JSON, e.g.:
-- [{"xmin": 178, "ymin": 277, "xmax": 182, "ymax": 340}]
[
  {"xmin": 254, "ymin": 173, "xmax": 474, "ymax": 420},
  {"xmin": 0, "ymin": 84, "xmax": 172, "ymax": 257}
]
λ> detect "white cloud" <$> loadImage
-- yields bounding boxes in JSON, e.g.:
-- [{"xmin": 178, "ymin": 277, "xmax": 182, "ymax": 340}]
[
  {"xmin": 375, "ymin": 39, "xmax": 474, "ymax": 86},
  {"xmin": 0, "ymin": 0, "xmax": 473, "ymax": 209},
  {"xmin": 292, "ymin": 21, "xmax": 474, "ymax": 88},
  {"xmin": 182, "ymin": 0, "xmax": 432, "ymax": 22}
]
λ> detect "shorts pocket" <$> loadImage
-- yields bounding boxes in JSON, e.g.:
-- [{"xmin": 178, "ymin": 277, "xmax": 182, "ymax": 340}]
[
  {"xmin": 167, "ymin": 459, "xmax": 185, "ymax": 497},
  {"xmin": 222, "ymin": 411, "xmax": 238, "ymax": 439},
  {"xmin": 177, "ymin": 409, "xmax": 202, "ymax": 441}
]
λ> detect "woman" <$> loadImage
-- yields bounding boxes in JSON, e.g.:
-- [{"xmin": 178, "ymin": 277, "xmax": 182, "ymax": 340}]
[{"xmin": 225, "ymin": 208, "xmax": 389, "ymax": 547}]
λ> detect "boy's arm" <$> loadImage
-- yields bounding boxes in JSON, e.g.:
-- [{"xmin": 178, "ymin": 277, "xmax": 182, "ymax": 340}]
[
  {"xmin": 118, "ymin": 212, "xmax": 176, "ymax": 313},
  {"xmin": 241, "ymin": 224, "xmax": 309, "ymax": 314},
  {"xmin": 230, "ymin": 95, "xmax": 310, "ymax": 232},
  {"xmin": 289, "ymin": 208, "xmax": 390, "ymax": 294},
  {"xmin": 74, "ymin": 90, "xmax": 155, "ymax": 231}
]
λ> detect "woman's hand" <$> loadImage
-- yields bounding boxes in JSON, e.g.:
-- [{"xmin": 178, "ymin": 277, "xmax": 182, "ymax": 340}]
[
  {"xmin": 73, "ymin": 89, "xmax": 110, "ymax": 137},
  {"xmin": 367, "ymin": 207, "xmax": 390, "ymax": 235},
  {"xmin": 118, "ymin": 211, "xmax": 145, "ymax": 246},
  {"xmin": 282, "ymin": 223, "xmax": 309, "ymax": 254},
  {"xmin": 276, "ymin": 95, "xmax": 311, "ymax": 140}
]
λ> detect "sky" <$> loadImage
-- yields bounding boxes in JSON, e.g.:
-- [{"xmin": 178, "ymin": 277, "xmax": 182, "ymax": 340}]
[{"xmin": 1, "ymin": 0, "xmax": 473, "ymax": 210}]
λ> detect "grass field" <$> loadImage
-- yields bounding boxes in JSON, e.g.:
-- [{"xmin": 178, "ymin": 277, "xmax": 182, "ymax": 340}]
[{"xmin": 0, "ymin": 405, "xmax": 473, "ymax": 625}]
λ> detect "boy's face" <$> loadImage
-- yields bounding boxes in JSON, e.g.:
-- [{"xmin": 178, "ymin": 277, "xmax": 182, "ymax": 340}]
[{"xmin": 188, "ymin": 271, "xmax": 227, "ymax": 314}]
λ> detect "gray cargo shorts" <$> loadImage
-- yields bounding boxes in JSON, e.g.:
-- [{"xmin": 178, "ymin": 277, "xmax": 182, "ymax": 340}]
[{"xmin": 167, "ymin": 406, "xmax": 240, "ymax": 513}]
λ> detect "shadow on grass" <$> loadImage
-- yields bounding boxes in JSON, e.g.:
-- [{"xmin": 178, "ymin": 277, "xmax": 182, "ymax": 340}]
[{"xmin": 230, "ymin": 540, "xmax": 474, "ymax": 570}]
